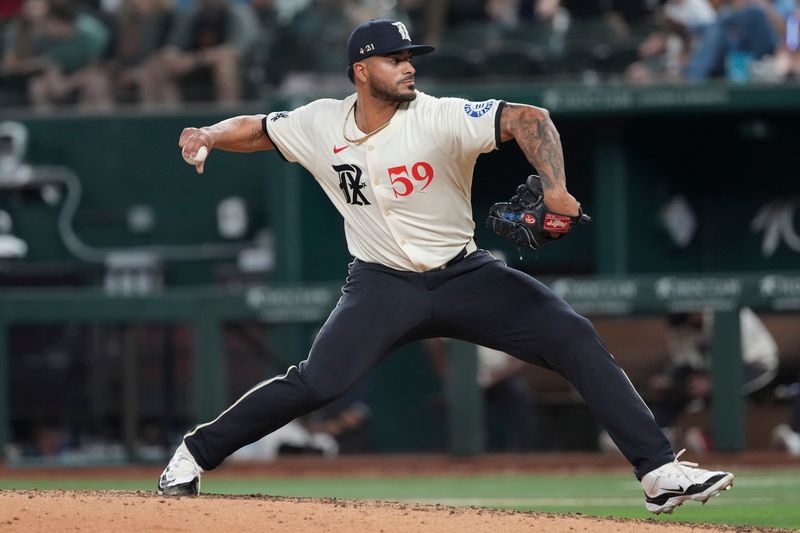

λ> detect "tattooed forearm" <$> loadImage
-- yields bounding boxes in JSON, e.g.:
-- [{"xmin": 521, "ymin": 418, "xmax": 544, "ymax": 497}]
[
  {"xmin": 203, "ymin": 115, "xmax": 271, "ymax": 152},
  {"xmin": 500, "ymin": 103, "xmax": 578, "ymax": 215},
  {"xmin": 502, "ymin": 104, "xmax": 566, "ymax": 193}
]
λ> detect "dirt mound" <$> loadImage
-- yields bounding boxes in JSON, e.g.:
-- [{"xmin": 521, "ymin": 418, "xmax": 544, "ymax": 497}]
[{"xmin": 0, "ymin": 490, "xmax": 784, "ymax": 533}]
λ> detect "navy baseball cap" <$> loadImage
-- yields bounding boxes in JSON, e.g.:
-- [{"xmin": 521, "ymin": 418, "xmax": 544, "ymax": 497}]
[{"xmin": 347, "ymin": 19, "xmax": 434, "ymax": 66}]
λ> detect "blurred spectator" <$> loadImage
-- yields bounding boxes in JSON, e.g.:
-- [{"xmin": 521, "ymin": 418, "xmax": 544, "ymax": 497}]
[
  {"xmin": 2, "ymin": 0, "xmax": 49, "ymax": 74},
  {"xmin": 26, "ymin": 0, "xmax": 111, "ymax": 111},
  {"xmin": 99, "ymin": 0, "xmax": 176, "ymax": 106},
  {"xmin": 648, "ymin": 308, "xmax": 777, "ymax": 451},
  {"xmin": 1, "ymin": 0, "xmax": 49, "ymax": 106},
  {"xmin": 151, "ymin": 0, "xmax": 260, "ymax": 106},
  {"xmin": 627, "ymin": 0, "xmax": 788, "ymax": 82},
  {"xmin": 626, "ymin": 0, "xmax": 718, "ymax": 84},
  {"xmin": 684, "ymin": 0, "xmax": 780, "ymax": 80},
  {"xmin": 426, "ymin": 338, "xmax": 534, "ymax": 451},
  {"xmin": 600, "ymin": 308, "xmax": 778, "ymax": 453}
]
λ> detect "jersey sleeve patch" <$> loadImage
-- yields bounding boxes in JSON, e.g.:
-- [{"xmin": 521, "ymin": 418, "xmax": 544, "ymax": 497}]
[{"xmin": 463, "ymin": 100, "xmax": 494, "ymax": 118}]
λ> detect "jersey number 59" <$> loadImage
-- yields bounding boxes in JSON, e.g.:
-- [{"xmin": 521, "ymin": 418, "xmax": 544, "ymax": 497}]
[{"xmin": 388, "ymin": 162, "xmax": 434, "ymax": 198}]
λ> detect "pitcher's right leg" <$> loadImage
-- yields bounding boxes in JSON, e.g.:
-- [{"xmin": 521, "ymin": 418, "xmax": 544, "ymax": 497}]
[{"xmin": 158, "ymin": 260, "xmax": 429, "ymax": 495}]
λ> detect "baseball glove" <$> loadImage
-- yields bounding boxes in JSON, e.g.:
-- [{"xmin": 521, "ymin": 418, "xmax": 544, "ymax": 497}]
[{"xmin": 487, "ymin": 174, "xmax": 592, "ymax": 250}]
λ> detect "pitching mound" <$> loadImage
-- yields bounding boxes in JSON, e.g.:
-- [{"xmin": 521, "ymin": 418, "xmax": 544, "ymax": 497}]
[{"xmin": 0, "ymin": 489, "xmax": 784, "ymax": 533}]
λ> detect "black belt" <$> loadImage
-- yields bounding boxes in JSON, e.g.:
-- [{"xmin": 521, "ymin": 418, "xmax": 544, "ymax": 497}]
[{"xmin": 441, "ymin": 246, "xmax": 470, "ymax": 269}]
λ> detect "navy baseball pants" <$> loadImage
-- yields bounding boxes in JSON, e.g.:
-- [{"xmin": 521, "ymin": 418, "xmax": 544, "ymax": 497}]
[{"xmin": 184, "ymin": 250, "xmax": 674, "ymax": 479}]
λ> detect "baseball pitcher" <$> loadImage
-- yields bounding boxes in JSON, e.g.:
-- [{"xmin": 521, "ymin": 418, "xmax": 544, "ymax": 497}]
[{"xmin": 158, "ymin": 19, "xmax": 734, "ymax": 514}]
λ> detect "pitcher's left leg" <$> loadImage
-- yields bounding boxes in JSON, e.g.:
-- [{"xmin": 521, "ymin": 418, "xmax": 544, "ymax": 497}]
[{"xmin": 435, "ymin": 257, "xmax": 672, "ymax": 478}]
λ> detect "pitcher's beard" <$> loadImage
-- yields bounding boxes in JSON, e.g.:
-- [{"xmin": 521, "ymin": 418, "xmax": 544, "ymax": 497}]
[{"xmin": 369, "ymin": 78, "xmax": 417, "ymax": 102}]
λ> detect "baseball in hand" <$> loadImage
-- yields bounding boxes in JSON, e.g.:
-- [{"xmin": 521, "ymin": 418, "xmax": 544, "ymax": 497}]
[{"xmin": 183, "ymin": 145, "xmax": 208, "ymax": 165}]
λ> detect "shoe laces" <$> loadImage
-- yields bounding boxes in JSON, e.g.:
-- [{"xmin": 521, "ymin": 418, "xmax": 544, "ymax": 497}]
[
  {"xmin": 673, "ymin": 448, "xmax": 698, "ymax": 468},
  {"xmin": 668, "ymin": 448, "xmax": 706, "ymax": 482}
]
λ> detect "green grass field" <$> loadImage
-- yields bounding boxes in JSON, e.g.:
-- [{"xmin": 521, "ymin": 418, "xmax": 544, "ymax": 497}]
[{"xmin": 1, "ymin": 469, "xmax": 798, "ymax": 530}]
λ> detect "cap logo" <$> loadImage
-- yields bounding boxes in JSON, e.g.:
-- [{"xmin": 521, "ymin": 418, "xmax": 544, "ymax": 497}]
[{"xmin": 392, "ymin": 21, "xmax": 411, "ymax": 41}]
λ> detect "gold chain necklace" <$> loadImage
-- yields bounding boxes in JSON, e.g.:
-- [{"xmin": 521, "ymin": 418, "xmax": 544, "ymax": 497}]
[{"xmin": 342, "ymin": 102, "xmax": 392, "ymax": 145}]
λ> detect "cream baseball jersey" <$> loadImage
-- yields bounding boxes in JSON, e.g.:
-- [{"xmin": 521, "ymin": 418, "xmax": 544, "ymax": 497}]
[{"xmin": 264, "ymin": 91, "xmax": 505, "ymax": 272}]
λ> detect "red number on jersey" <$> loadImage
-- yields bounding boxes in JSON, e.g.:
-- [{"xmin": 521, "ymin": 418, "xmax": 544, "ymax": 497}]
[
  {"xmin": 388, "ymin": 162, "xmax": 435, "ymax": 198},
  {"xmin": 412, "ymin": 162, "xmax": 434, "ymax": 191},
  {"xmin": 388, "ymin": 165, "xmax": 413, "ymax": 197}
]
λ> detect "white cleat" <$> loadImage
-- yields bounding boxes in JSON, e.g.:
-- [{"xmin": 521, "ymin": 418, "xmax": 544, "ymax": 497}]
[
  {"xmin": 157, "ymin": 441, "xmax": 203, "ymax": 496},
  {"xmin": 641, "ymin": 449, "xmax": 734, "ymax": 514}
]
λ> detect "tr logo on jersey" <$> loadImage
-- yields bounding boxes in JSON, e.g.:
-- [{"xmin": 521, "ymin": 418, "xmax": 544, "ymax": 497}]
[
  {"xmin": 334, "ymin": 164, "xmax": 370, "ymax": 206},
  {"xmin": 464, "ymin": 100, "xmax": 494, "ymax": 118},
  {"xmin": 270, "ymin": 111, "xmax": 289, "ymax": 122},
  {"xmin": 392, "ymin": 21, "xmax": 411, "ymax": 41}
]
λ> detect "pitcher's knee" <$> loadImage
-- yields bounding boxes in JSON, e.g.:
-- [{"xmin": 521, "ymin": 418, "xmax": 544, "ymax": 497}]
[
  {"xmin": 548, "ymin": 313, "xmax": 608, "ymax": 361},
  {"xmin": 561, "ymin": 313, "xmax": 598, "ymax": 341},
  {"xmin": 299, "ymin": 371, "xmax": 350, "ymax": 405}
]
